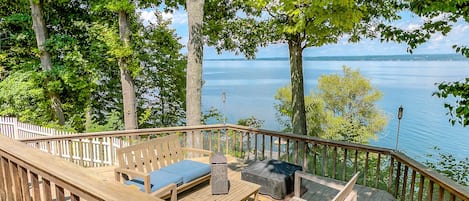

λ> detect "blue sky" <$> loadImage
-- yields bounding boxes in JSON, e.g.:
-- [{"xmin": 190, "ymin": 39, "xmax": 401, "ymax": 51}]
[{"xmin": 139, "ymin": 9, "xmax": 469, "ymax": 59}]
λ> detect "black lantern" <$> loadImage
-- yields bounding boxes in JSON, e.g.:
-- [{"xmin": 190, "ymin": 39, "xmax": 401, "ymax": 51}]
[{"xmin": 395, "ymin": 105, "xmax": 404, "ymax": 150}]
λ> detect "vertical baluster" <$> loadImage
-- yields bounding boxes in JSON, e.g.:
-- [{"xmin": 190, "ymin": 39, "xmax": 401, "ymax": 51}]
[
  {"xmin": 293, "ymin": 140, "xmax": 298, "ymax": 164},
  {"xmin": 363, "ymin": 152, "xmax": 369, "ymax": 186},
  {"xmin": 449, "ymin": 194, "xmax": 455, "ymax": 201},
  {"xmin": 58, "ymin": 140, "xmax": 63, "ymax": 158},
  {"xmin": 303, "ymin": 142, "xmax": 308, "ymax": 171},
  {"xmin": 387, "ymin": 157, "xmax": 395, "ymax": 192},
  {"xmin": 0, "ymin": 157, "xmax": 5, "ymax": 201},
  {"xmin": 109, "ymin": 137, "xmax": 115, "ymax": 166},
  {"xmin": 240, "ymin": 132, "xmax": 244, "ymax": 159},
  {"xmin": 343, "ymin": 148, "xmax": 348, "ymax": 181},
  {"xmin": 262, "ymin": 134, "xmax": 265, "ymax": 161},
  {"xmin": 225, "ymin": 130, "xmax": 229, "ymax": 156},
  {"xmin": 353, "ymin": 150, "xmax": 358, "ymax": 174},
  {"xmin": 401, "ymin": 165, "xmax": 409, "ymax": 201},
  {"xmin": 217, "ymin": 130, "xmax": 221, "ymax": 153},
  {"xmin": 428, "ymin": 180, "xmax": 434, "ymax": 201},
  {"xmin": 209, "ymin": 130, "xmax": 213, "ymax": 152},
  {"xmin": 20, "ymin": 166, "xmax": 30, "ymax": 201},
  {"xmin": 78, "ymin": 139, "xmax": 84, "ymax": 167},
  {"xmin": 277, "ymin": 137, "xmax": 281, "ymax": 160},
  {"xmin": 332, "ymin": 147, "xmax": 337, "ymax": 179},
  {"xmin": 68, "ymin": 140, "xmax": 73, "ymax": 163},
  {"xmin": 2, "ymin": 157, "xmax": 14, "ymax": 201},
  {"xmin": 418, "ymin": 175, "xmax": 425, "ymax": 201},
  {"xmin": 99, "ymin": 138, "xmax": 104, "ymax": 166},
  {"xmin": 47, "ymin": 141, "xmax": 51, "ymax": 154},
  {"xmin": 409, "ymin": 170, "xmax": 416, "ymax": 201},
  {"xmin": 30, "ymin": 172, "xmax": 40, "ymax": 201},
  {"xmin": 254, "ymin": 133, "xmax": 258, "ymax": 160},
  {"xmin": 321, "ymin": 145, "xmax": 327, "ymax": 177},
  {"xmin": 247, "ymin": 133, "xmax": 251, "ymax": 160},
  {"xmin": 10, "ymin": 162, "xmax": 22, "ymax": 201},
  {"xmin": 438, "ymin": 186, "xmax": 444, "ymax": 201},
  {"xmin": 70, "ymin": 193, "xmax": 80, "ymax": 201},
  {"xmin": 286, "ymin": 139, "xmax": 290, "ymax": 162},
  {"xmin": 270, "ymin": 136, "xmax": 273, "ymax": 159},
  {"xmin": 394, "ymin": 162, "xmax": 402, "ymax": 198},
  {"xmin": 375, "ymin": 153, "xmax": 381, "ymax": 188},
  {"xmin": 56, "ymin": 185, "xmax": 65, "ymax": 201},
  {"xmin": 312, "ymin": 143, "xmax": 317, "ymax": 175},
  {"xmin": 43, "ymin": 179, "xmax": 52, "ymax": 200},
  {"xmin": 89, "ymin": 138, "xmax": 94, "ymax": 167},
  {"xmin": 232, "ymin": 131, "xmax": 236, "ymax": 156}
]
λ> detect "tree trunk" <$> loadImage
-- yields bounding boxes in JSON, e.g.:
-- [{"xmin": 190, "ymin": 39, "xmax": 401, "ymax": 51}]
[
  {"xmin": 30, "ymin": 0, "xmax": 65, "ymax": 125},
  {"xmin": 288, "ymin": 34, "xmax": 307, "ymax": 135},
  {"xmin": 118, "ymin": 11, "xmax": 138, "ymax": 131},
  {"xmin": 186, "ymin": 0, "xmax": 204, "ymax": 148}
]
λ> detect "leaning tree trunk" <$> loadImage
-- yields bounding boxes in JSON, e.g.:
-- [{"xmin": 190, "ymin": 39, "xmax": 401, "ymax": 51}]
[
  {"xmin": 30, "ymin": 0, "xmax": 65, "ymax": 125},
  {"xmin": 288, "ymin": 34, "xmax": 307, "ymax": 136},
  {"xmin": 118, "ymin": 11, "xmax": 138, "ymax": 131},
  {"xmin": 186, "ymin": 0, "xmax": 204, "ymax": 148}
]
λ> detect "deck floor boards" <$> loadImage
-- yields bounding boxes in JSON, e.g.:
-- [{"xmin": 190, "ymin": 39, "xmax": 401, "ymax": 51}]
[{"xmin": 88, "ymin": 156, "xmax": 395, "ymax": 201}]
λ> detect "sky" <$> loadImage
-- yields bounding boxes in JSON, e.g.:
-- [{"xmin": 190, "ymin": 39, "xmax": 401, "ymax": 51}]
[{"xmin": 138, "ymin": 8, "xmax": 469, "ymax": 59}]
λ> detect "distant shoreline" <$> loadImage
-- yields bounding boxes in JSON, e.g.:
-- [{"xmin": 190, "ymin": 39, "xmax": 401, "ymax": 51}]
[{"xmin": 205, "ymin": 54, "xmax": 468, "ymax": 61}]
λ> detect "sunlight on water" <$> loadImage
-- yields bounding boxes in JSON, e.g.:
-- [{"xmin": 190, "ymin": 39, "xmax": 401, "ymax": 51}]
[{"xmin": 202, "ymin": 59, "xmax": 469, "ymax": 161}]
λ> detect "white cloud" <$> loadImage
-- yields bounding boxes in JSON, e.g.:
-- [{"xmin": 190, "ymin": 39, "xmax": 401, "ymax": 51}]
[
  {"xmin": 138, "ymin": 8, "xmax": 187, "ymax": 26},
  {"xmin": 139, "ymin": 9, "xmax": 157, "ymax": 24}
]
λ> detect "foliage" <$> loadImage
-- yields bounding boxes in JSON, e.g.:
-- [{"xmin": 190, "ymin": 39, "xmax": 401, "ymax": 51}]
[
  {"xmin": 0, "ymin": 1, "xmax": 187, "ymax": 131},
  {"xmin": 379, "ymin": 0, "xmax": 469, "ymax": 127},
  {"xmin": 86, "ymin": 110, "xmax": 124, "ymax": 132},
  {"xmin": 433, "ymin": 78, "xmax": 469, "ymax": 126},
  {"xmin": 275, "ymin": 66, "xmax": 387, "ymax": 143},
  {"xmin": 203, "ymin": 0, "xmax": 401, "ymax": 136},
  {"xmin": 134, "ymin": 12, "xmax": 186, "ymax": 128},
  {"xmin": 237, "ymin": 116, "xmax": 264, "ymax": 128},
  {"xmin": 424, "ymin": 147, "xmax": 469, "ymax": 186},
  {"xmin": 201, "ymin": 107, "xmax": 224, "ymax": 125}
]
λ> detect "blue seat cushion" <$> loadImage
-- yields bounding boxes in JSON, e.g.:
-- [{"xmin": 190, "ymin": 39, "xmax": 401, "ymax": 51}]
[
  {"xmin": 124, "ymin": 170, "xmax": 183, "ymax": 192},
  {"xmin": 160, "ymin": 160, "xmax": 211, "ymax": 183}
]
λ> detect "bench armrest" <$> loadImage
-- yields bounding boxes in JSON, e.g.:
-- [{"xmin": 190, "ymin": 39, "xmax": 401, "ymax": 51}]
[
  {"xmin": 153, "ymin": 183, "xmax": 177, "ymax": 201},
  {"xmin": 114, "ymin": 168, "xmax": 151, "ymax": 193},
  {"xmin": 181, "ymin": 147, "xmax": 213, "ymax": 156}
]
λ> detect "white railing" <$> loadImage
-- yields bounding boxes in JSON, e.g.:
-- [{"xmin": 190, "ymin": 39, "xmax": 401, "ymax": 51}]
[{"xmin": 0, "ymin": 117, "xmax": 74, "ymax": 139}]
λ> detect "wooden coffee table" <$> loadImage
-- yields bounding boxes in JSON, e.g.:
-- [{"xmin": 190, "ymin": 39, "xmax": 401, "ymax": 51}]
[{"xmin": 179, "ymin": 179, "xmax": 260, "ymax": 201}]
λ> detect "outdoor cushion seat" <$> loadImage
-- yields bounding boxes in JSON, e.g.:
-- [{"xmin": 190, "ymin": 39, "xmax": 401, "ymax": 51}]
[
  {"xmin": 159, "ymin": 160, "xmax": 211, "ymax": 183},
  {"xmin": 124, "ymin": 170, "xmax": 183, "ymax": 192}
]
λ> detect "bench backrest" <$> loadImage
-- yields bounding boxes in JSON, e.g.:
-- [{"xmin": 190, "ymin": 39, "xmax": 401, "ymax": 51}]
[
  {"xmin": 116, "ymin": 134, "xmax": 184, "ymax": 173},
  {"xmin": 332, "ymin": 172, "xmax": 360, "ymax": 201}
]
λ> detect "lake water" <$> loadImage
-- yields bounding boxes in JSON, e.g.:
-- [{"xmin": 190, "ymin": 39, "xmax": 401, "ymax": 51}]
[{"xmin": 201, "ymin": 59, "xmax": 469, "ymax": 161}]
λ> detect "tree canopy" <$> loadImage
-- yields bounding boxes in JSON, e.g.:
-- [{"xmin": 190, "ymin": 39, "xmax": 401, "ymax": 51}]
[
  {"xmin": 0, "ymin": 0, "xmax": 186, "ymax": 131},
  {"xmin": 275, "ymin": 66, "xmax": 387, "ymax": 143}
]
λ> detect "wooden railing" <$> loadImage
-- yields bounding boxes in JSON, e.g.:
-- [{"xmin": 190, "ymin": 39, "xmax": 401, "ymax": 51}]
[
  {"xmin": 0, "ymin": 135, "xmax": 163, "ymax": 201},
  {"xmin": 17, "ymin": 124, "xmax": 469, "ymax": 201}
]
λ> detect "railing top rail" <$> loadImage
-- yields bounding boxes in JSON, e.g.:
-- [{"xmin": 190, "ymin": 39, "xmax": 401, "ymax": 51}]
[
  {"xmin": 19, "ymin": 124, "xmax": 227, "ymax": 143},
  {"xmin": 0, "ymin": 135, "xmax": 163, "ymax": 201},
  {"xmin": 226, "ymin": 124, "xmax": 393, "ymax": 154}
]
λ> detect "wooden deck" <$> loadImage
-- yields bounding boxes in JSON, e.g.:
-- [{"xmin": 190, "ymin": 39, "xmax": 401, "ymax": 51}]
[{"xmin": 88, "ymin": 156, "xmax": 394, "ymax": 201}]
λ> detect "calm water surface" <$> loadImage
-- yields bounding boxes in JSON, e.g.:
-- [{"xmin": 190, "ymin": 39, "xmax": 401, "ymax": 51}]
[{"xmin": 202, "ymin": 60, "xmax": 469, "ymax": 161}]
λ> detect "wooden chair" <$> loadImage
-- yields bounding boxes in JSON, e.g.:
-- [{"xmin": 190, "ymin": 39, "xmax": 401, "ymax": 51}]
[{"xmin": 292, "ymin": 171, "xmax": 360, "ymax": 201}]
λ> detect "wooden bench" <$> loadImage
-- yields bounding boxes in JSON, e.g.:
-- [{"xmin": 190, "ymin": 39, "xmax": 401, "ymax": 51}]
[
  {"xmin": 292, "ymin": 171, "xmax": 360, "ymax": 201},
  {"xmin": 114, "ymin": 134, "xmax": 212, "ymax": 200}
]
